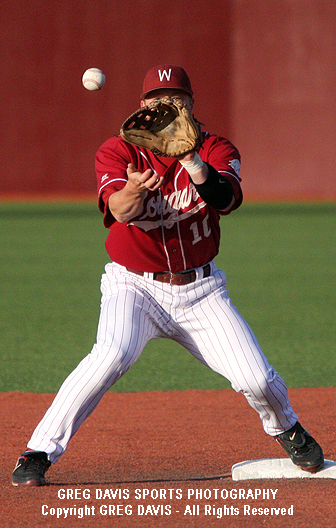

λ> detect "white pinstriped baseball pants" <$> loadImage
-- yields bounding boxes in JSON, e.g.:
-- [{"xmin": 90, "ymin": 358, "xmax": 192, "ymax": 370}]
[{"xmin": 28, "ymin": 261, "xmax": 297, "ymax": 463}]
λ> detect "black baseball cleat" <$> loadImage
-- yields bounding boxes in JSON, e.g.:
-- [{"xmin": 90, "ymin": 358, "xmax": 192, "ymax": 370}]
[
  {"xmin": 12, "ymin": 450, "xmax": 51, "ymax": 486},
  {"xmin": 276, "ymin": 422, "xmax": 324, "ymax": 473}
]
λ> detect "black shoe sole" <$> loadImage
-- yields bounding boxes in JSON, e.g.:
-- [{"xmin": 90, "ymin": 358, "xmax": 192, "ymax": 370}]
[
  {"xmin": 298, "ymin": 462, "xmax": 324, "ymax": 474},
  {"xmin": 12, "ymin": 478, "xmax": 46, "ymax": 487}
]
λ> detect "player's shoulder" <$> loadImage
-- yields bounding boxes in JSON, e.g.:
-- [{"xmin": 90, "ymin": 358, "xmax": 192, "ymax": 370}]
[
  {"xmin": 202, "ymin": 132, "xmax": 238, "ymax": 148},
  {"xmin": 96, "ymin": 135, "xmax": 140, "ymax": 163},
  {"xmin": 201, "ymin": 132, "xmax": 240, "ymax": 159},
  {"xmin": 97, "ymin": 135, "xmax": 130, "ymax": 152}
]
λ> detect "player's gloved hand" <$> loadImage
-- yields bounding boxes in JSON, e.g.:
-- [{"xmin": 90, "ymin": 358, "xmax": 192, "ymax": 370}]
[{"xmin": 120, "ymin": 97, "xmax": 202, "ymax": 157}]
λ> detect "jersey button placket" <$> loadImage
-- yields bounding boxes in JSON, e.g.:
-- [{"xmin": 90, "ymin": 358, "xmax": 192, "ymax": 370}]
[{"xmin": 166, "ymin": 236, "xmax": 183, "ymax": 273}]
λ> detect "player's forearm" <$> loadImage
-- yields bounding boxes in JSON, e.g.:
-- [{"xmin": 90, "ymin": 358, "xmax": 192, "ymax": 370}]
[
  {"xmin": 179, "ymin": 153, "xmax": 235, "ymax": 211},
  {"xmin": 108, "ymin": 186, "xmax": 146, "ymax": 223}
]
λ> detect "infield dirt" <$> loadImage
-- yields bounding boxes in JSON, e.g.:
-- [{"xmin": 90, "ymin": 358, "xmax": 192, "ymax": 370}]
[{"xmin": 1, "ymin": 387, "xmax": 335, "ymax": 527}]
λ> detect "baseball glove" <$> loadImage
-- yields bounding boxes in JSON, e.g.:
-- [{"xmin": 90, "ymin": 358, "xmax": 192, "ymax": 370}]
[{"xmin": 120, "ymin": 97, "xmax": 203, "ymax": 157}]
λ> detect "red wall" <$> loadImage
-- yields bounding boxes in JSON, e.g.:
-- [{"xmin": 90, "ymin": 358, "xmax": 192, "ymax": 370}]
[
  {"xmin": 231, "ymin": 0, "xmax": 336, "ymax": 201},
  {"xmin": 1, "ymin": 0, "xmax": 335, "ymax": 201}
]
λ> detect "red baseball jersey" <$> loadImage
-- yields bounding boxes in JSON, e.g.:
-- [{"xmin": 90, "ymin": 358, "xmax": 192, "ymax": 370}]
[{"xmin": 96, "ymin": 132, "xmax": 243, "ymax": 272}]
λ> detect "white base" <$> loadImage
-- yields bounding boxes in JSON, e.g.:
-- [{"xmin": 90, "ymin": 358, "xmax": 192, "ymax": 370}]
[{"xmin": 232, "ymin": 458, "xmax": 336, "ymax": 480}]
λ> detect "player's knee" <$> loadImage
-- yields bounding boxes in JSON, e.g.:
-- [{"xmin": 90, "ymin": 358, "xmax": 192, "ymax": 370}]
[{"xmin": 90, "ymin": 344, "xmax": 138, "ymax": 376}]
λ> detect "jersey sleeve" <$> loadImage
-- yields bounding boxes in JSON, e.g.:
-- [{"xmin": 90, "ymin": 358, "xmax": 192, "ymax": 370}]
[
  {"xmin": 202, "ymin": 134, "xmax": 243, "ymax": 215},
  {"xmin": 95, "ymin": 137, "xmax": 130, "ymax": 227}
]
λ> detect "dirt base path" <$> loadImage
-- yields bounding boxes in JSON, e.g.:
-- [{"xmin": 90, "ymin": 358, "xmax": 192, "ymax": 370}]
[{"xmin": 1, "ymin": 387, "xmax": 335, "ymax": 527}]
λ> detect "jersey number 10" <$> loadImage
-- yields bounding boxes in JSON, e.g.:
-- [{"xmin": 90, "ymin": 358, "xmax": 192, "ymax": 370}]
[{"xmin": 190, "ymin": 215, "xmax": 211, "ymax": 245}]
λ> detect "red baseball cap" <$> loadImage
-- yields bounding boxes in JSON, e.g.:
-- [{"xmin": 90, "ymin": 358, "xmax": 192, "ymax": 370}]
[{"xmin": 141, "ymin": 64, "xmax": 193, "ymax": 99}]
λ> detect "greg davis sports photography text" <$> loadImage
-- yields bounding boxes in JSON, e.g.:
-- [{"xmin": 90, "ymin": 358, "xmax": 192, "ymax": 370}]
[{"xmin": 40, "ymin": 486, "xmax": 294, "ymax": 520}]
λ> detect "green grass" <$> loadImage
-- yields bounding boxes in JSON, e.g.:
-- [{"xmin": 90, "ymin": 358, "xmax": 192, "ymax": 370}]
[
  {"xmin": 219, "ymin": 203, "xmax": 336, "ymax": 388},
  {"xmin": 0, "ymin": 202, "xmax": 335, "ymax": 392}
]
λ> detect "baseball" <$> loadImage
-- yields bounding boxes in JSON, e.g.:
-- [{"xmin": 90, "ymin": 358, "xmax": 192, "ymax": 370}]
[{"xmin": 82, "ymin": 68, "xmax": 106, "ymax": 91}]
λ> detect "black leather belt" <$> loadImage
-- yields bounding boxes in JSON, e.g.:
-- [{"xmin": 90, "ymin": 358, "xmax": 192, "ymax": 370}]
[{"xmin": 126, "ymin": 263, "xmax": 211, "ymax": 286}]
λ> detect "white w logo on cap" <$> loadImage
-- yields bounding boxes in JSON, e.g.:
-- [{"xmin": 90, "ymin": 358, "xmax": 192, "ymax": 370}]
[{"xmin": 158, "ymin": 69, "xmax": 172, "ymax": 82}]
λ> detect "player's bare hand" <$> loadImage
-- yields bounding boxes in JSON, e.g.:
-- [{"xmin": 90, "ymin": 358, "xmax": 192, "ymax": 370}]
[{"xmin": 126, "ymin": 163, "xmax": 164, "ymax": 192}]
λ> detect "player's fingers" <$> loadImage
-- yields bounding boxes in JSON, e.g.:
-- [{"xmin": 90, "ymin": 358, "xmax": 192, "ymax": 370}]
[
  {"xmin": 147, "ymin": 175, "xmax": 164, "ymax": 191},
  {"xmin": 139, "ymin": 168, "xmax": 155, "ymax": 182},
  {"xmin": 127, "ymin": 165, "xmax": 161, "ymax": 190},
  {"xmin": 127, "ymin": 163, "xmax": 138, "ymax": 175},
  {"xmin": 127, "ymin": 164, "xmax": 152, "ymax": 187},
  {"xmin": 143, "ymin": 171, "xmax": 159, "ymax": 186}
]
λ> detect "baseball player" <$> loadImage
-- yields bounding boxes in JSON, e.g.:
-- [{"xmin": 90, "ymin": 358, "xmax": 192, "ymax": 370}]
[{"xmin": 12, "ymin": 64, "xmax": 324, "ymax": 486}]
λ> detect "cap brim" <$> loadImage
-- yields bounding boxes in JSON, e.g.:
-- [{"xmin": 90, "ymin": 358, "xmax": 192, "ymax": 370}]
[{"xmin": 141, "ymin": 87, "xmax": 193, "ymax": 99}]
